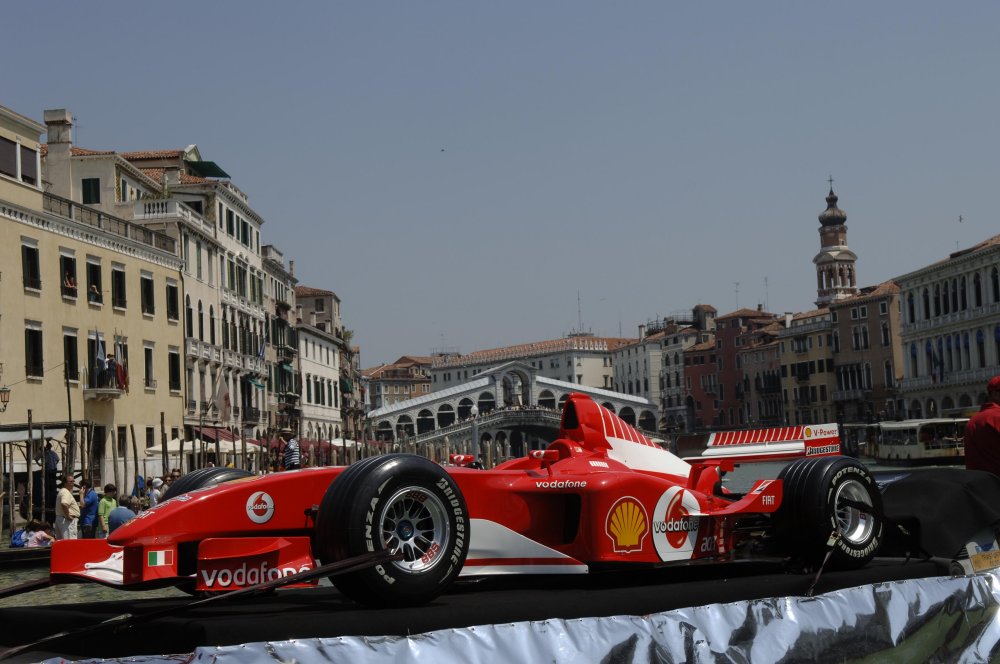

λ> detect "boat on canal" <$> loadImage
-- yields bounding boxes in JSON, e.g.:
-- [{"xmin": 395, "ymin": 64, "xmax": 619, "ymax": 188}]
[{"xmin": 866, "ymin": 418, "xmax": 967, "ymax": 465}]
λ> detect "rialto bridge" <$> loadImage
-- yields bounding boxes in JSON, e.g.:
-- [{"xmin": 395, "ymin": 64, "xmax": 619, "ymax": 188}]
[{"xmin": 365, "ymin": 361, "xmax": 658, "ymax": 458}]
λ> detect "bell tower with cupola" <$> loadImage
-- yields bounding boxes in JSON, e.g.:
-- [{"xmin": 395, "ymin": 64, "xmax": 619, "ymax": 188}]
[{"xmin": 812, "ymin": 179, "xmax": 858, "ymax": 307}]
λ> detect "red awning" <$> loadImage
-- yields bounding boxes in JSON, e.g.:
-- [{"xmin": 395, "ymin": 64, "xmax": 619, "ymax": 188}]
[
  {"xmin": 195, "ymin": 426, "xmax": 236, "ymax": 442},
  {"xmin": 298, "ymin": 438, "xmax": 323, "ymax": 452}
]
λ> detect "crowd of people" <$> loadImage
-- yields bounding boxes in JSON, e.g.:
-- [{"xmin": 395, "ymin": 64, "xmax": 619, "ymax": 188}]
[{"xmin": 10, "ymin": 467, "xmax": 185, "ymax": 547}]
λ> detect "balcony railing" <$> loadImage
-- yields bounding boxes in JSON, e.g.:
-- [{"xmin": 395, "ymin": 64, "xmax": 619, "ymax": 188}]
[
  {"xmin": 44, "ymin": 193, "xmax": 176, "ymax": 253},
  {"xmin": 901, "ymin": 302, "xmax": 1000, "ymax": 335},
  {"xmin": 131, "ymin": 199, "xmax": 215, "ymax": 235},
  {"xmin": 186, "ymin": 339, "xmax": 222, "ymax": 363},
  {"xmin": 83, "ymin": 367, "xmax": 122, "ymax": 401},
  {"xmin": 900, "ymin": 366, "xmax": 997, "ymax": 392},
  {"xmin": 832, "ymin": 388, "xmax": 870, "ymax": 402}
]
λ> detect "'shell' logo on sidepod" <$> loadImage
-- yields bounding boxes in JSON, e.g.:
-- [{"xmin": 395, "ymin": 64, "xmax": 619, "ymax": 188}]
[{"xmin": 605, "ymin": 497, "xmax": 648, "ymax": 553}]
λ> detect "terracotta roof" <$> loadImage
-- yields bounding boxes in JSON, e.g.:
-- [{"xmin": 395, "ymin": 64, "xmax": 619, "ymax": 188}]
[
  {"xmin": 395, "ymin": 355, "xmax": 434, "ymax": 365},
  {"xmin": 120, "ymin": 149, "xmax": 186, "ymax": 160},
  {"xmin": 139, "ymin": 168, "xmax": 211, "ymax": 185},
  {"xmin": 791, "ymin": 307, "xmax": 830, "ymax": 321},
  {"xmin": 362, "ymin": 364, "xmax": 390, "ymax": 378},
  {"xmin": 716, "ymin": 307, "xmax": 774, "ymax": 320},
  {"xmin": 946, "ymin": 233, "xmax": 1000, "ymax": 261},
  {"xmin": 694, "ymin": 304, "xmax": 717, "ymax": 312},
  {"xmin": 432, "ymin": 335, "xmax": 637, "ymax": 367},
  {"xmin": 39, "ymin": 145, "xmax": 116, "ymax": 157},
  {"xmin": 687, "ymin": 340, "xmax": 716, "ymax": 353},
  {"xmin": 295, "ymin": 285, "xmax": 337, "ymax": 298},
  {"xmin": 830, "ymin": 280, "xmax": 900, "ymax": 307}
]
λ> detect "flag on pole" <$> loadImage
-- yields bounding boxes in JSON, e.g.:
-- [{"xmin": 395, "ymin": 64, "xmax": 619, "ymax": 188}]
[
  {"xmin": 257, "ymin": 340, "xmax": 265, "ymax": 360},
  {"xmin": 95, "ymin": 333, "xmax": 106, "ymax": 370},
  {"xmin": 214, "ymin": 374, "xmax": 232, "ymax": 423}
]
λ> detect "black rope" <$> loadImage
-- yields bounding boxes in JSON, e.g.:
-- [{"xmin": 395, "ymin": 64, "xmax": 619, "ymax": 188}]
[{"xmin": 0, "ymin": 549, "xmax": 400, "ymax": 661}]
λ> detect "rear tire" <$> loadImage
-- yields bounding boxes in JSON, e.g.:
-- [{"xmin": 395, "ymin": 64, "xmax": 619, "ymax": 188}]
[
  {"xmin": 774, "ymin": 456, "xmax": 883, "ymax": 570},
  {"xmin": 314, "ymin": 454, "xmax": 469, "ymax": 607}
]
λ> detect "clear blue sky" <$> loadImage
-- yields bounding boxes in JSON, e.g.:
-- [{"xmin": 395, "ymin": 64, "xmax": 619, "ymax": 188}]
[{"xmin": 8, "ymin": 2, "xmax": 999, "ymax": 365}]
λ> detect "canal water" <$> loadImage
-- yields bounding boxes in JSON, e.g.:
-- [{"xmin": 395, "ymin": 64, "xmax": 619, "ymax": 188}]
[{"xmin": 0, "ymin": 457, "xmax": 937, "ymax": 608}]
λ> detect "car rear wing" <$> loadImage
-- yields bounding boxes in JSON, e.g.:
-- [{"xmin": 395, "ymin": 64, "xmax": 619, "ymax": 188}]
[{"xmin": 676, "ymin": 423, "xmax": 842, "ymax": 464}]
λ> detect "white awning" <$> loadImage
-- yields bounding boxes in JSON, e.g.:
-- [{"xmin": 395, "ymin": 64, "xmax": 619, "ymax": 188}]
[{"xmin": 0, "ymin": 428, "xmax": 68, "ymax": 444}]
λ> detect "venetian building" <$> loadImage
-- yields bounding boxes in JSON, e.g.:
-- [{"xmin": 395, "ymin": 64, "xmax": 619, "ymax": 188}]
[{"xmin": 813, "ymin": 186, "xmax": 858, "ymax": 308}]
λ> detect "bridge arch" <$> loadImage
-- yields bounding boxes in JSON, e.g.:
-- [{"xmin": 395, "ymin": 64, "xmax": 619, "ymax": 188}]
[
  {"xmin": 417, "ymin": 409, "xmax": 435, "ymax": 434},
  {"xmin": 477, "ymin": 391, "xmax": 497, "ymax": 413},
  {"xmin": 397, "ymin": 415, "xmax": 415, "ymax": 437},
  {"xmin": 619, "ymin": 406, "xmax": 636, "ymax": 426},
  {"xmin": 499, "ymin": 368, "xmax": 532, "ymax": 406},
  {"xmin": 458, "ymin": 398, "xmax": 475, "ymax": 419},
  {"xmin": 538, "ymin": 390, "xmax": 556, "ymax": 409},
  {"xmin": 638, "ymin": 410, "xmax": 656, "ymax": 432},
  {"xmin": 601, "ymin": 402, "xmax": 616, "ymax": 414}
]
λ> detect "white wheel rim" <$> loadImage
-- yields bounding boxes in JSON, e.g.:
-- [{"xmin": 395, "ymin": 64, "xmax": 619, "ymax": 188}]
[
  {"xmin": 379, "ymin": 486, "xmax": 450, "ymax": 574},
  {"xmin": 834, "ymin": 479, "xmax": 875, "ymax": 546}
]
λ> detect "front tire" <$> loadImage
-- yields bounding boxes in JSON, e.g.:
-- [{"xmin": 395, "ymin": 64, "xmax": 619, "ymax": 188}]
[
  {"xmin": 774, "ymin": 456, "xmax": 883, "ymax": 570},
  {"xmin": 314, "ymin": 454, "xmax": 469, "ymax": 607}
]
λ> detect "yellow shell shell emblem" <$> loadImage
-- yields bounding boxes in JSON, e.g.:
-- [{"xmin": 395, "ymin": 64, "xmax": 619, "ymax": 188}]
[{"xmin": 606, "ymin": 497, "xmax": 648, "ymax": 553}]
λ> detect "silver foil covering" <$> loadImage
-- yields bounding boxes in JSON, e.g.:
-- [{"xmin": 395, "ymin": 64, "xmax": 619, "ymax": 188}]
[{"xmin": 50, "ymin": 572, "xmax": 1000, "ymax": 664}]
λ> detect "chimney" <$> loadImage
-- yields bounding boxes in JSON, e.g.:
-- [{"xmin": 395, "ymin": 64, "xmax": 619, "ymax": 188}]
[
  {"xmin": 289, "ymin": 260, "xmax": 295, "ymax": 277},
  {"xmin": 43, "ymin": 109, "xmax": 73, "ymax": 198},
  {"xmin": 784, "ymin": 312, "xmax": 793, "ymax": 327},
  {"xmin": 163, "ymin": 167, "xmax": 181, "ymax": 187},
  {"xmin": 44, "ymin": 109, "xmax": 73, "ymax": 144},
  {"xmin": 638, "ymin": 324, "xmax": 646, "ymax": 339},
  {"xmin": 757, "ymin": 303, "xmax": 763, "ymax": 312}
]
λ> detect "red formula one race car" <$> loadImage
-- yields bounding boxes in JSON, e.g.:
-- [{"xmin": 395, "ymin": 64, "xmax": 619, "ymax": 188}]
[{"xmin": 44, "ymin": 394, "xmax": 884, "ymax": 607}]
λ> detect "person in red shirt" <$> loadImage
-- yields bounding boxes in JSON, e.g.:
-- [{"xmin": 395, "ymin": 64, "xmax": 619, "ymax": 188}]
[{"xmin": 965, "ymin": 376, "xmax": 1000, "ymax": 476}]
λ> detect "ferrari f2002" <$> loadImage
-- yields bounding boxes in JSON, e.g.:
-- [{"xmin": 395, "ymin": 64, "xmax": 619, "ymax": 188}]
[{"xmin": 44, "ymin": 393, "xmax": 884, "ymax": 606}]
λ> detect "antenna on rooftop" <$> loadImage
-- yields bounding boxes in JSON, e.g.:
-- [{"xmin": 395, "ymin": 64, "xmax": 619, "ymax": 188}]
[
  {"xmin": 577, "ymin": 291, "xmax": 583, "ymax": 333},
  {"xmin": 734, "ymin": 282, "xmax": 740, "ymax": 310},
  {"xmin": 764, "ymin": 276, "xmax": 769, "ymax": 312}
]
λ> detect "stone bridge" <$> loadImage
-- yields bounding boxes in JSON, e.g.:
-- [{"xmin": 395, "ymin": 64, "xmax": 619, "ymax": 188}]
[{"xmin": 365, "ymin": 361, "xmax": 658, "ymax": 457}]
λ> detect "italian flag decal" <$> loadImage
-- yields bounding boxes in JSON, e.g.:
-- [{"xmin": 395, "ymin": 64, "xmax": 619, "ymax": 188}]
[{"xmin": 147, "ymin": 550, "xmax": 174, "ymax": 567}]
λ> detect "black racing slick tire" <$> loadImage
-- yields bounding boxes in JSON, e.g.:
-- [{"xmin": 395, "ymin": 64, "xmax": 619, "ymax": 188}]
[
  {"xmin": 314, "ymin": 454, "xmax": 469, "ymax": 607},
  {"xmin": 161, "ymin": 466, "xmax": 253, "ymax": 501},
  {"xmin": 774, "ymin": 456, "xmax": 884, "ymax": 570}
]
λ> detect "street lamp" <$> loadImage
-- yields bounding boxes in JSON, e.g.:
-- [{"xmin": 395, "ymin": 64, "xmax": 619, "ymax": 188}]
[
  {"xmin": 0, "ymin": 386, "xmax": 10, "ymax": 412},
  {"xmin": 470, "ymin": 405, "xmax": 479, "ymax": 458}
]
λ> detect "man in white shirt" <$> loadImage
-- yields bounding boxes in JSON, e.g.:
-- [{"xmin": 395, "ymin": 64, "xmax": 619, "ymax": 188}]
[{"xmin": 55, "ymin": 475, "xmax": 80, "ymax": 539}]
